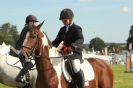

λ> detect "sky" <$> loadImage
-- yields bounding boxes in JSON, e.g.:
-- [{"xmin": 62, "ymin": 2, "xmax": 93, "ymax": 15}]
[{"xmin": 0, "ymin": 0, "xmax": 133, "ymax": 43}]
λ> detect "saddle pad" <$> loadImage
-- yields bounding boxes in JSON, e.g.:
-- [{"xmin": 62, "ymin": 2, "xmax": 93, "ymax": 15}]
[
  {"xmin": 81, "ymin": 60, "xmax": 95, "ymax": 81},
  {"xmin": 6, "ymin": 54, "xmax": 36, "ymax": 69},
  {"xmin": 61, "ymin": 59, "xmax": 95, "ymax": 83}
]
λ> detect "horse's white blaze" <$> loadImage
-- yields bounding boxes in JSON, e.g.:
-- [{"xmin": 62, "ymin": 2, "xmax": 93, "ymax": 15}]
[{"xmin": 23, "ymin": 32, "xmax": 30, "ymax": 46}]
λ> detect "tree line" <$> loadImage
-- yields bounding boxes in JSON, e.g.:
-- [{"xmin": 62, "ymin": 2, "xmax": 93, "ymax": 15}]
[
  {"xmin": 83, "ymin": 37, "xmax": 126, "ymax": 54},
  {"xmin": 0, "ymin": 22, "xmax": 127, "ymax": 54},
  {"xmin": 0, "ymin": 22, "xmax": 19, "ymax": 47}
]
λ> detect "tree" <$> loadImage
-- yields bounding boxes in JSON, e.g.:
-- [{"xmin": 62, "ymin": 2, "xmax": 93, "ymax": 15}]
[
  {"xmin": 82, "ymin": 44, "xmax": 90, "ymax": 52},
  {"xmin": 0, "ymin": 22, "xmax": 19, "ymax": 46},
  {"xmin": 127, "ymin": 25, "xmax": 133, "ymax": 50},
  {"xmin": 89, "ymin": 37, "xmax": 106, "ymax": 52}
]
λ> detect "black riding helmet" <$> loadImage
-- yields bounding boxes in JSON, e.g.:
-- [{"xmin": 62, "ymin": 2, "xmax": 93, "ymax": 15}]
[
  {"xmin": 59, "ymin": 8, "xmax": 74, "ymax": 20},
  {"xmin": 26, "ymin": 15, "xmax": 39, "ymax": 23}
]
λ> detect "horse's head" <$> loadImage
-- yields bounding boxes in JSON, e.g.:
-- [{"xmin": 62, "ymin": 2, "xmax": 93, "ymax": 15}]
[
  {"xmin": 0, "ymin": 42, "xmax": 10, "ymax": 54},
  {"xmin": 20, "ymin": 21, "xmax": 50, "ymax": 60}
]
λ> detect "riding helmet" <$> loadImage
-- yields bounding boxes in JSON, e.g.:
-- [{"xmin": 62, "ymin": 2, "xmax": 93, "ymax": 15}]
[
  {"xmin": 59, "ymin": 8, "xmax": 74, "ymax": 20},
  {"xmin": 26, "ymin": 15, "xmax": 39, "ymax": 23}
]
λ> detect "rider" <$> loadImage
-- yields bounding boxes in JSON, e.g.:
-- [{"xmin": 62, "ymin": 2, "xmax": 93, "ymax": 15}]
[
  {"xmin": 15, "ymin": 15, "xmax": 38, "ymax": 83},
  {"xmin": 52, "ymin": 8, "xmax": 84, "ymax": 88}
]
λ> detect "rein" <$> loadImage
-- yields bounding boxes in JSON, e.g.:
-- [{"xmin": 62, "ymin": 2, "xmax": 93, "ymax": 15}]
[
  {"xmin": 22, "ymin": 35, "xmax": 41, "ymax": 59},
  {"xmin": 21, "ymin": 46, "xmax": 41, "ymax": 65}
]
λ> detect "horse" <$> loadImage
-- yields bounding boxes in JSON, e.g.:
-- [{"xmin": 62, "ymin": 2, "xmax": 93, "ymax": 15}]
[
  {"xmin": 20, "ymin": 21, "xmax": 113, "ymax": 88},
  {"xmin": 0, "ymin": 43, "xmax": 37, "ymax": 88}
]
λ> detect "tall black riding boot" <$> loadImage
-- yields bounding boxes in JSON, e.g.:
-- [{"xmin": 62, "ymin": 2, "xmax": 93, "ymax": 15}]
[
  {"xmin": 75, "ymin": 70, "xmax": 85, "ymax": 88},
  {"xmin": 16, "ymin": 62, "xmax": 34, "ymax": 83}
]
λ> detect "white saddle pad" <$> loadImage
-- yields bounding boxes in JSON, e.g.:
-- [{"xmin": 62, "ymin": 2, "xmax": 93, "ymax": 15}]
[
  {"xmin": 6, "ymin": 54, "xmax": 36, "ymax": 69},
  {"xmin": 61, "ymin": 59, "xmax": 95, "ymax": 83}
]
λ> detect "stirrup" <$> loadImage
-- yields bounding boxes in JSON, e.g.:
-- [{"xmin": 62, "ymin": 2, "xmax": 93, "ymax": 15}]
[
  {"xmin": 22, "ymin": 80, "xmax": 31, "ymax": 88},
  {"xmin": 16, "ymin": 77, "xmax": 31, "ymax": 87}
]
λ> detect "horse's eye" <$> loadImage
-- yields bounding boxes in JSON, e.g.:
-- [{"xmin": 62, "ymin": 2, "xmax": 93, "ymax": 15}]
[{"xmin": 30, "ymin": 35, "xmax": 36, "ymax": 39}]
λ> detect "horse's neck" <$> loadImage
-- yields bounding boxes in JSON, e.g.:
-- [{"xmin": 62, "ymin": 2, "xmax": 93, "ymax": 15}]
[
  {"xmin": 36, "ymin": 32, "xmax": 56, "ymax": 71},
  {"xmin": 0, "ymin": 54, "xmax": 20, "ymax": 76},
  {"xmin": 0, "ymin": 54, "xmax": 7, "ymax": 65},
  {"xmin": 39, "ymin": 46, "xmax": 54, "ymax": 70}
]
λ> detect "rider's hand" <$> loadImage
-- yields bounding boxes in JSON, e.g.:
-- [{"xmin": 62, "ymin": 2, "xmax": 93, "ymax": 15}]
[
  {"xmin": 62, "ymin": 45, "xmax": 72, "ymax": 55},
  {"xmin": 57, "ymin": 41, "xmax": 64, "ymax": 53}
]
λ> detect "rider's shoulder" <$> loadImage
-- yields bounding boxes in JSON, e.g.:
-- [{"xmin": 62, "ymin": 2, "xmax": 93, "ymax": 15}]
[
  {"xmin": 22, "ymin": 25, "xmax": 29, "ymax": 30},
  {"xmin": 60, "ymin": 26, "xmax": 66, "ymax": 31},
  {"xmin": 23, "ymin": 25, "xmax": 34, "ymax": 31},
  {"xmin": 71, "ymin": 23, "xmax": 82, "ymax": 30},
  {"xmin": 72, "ymin": 23, "xmax": 81, "ymax": 29},
  {"xmin": 60, "ymin": 26, "xmax": 66, "ymax": 29}
]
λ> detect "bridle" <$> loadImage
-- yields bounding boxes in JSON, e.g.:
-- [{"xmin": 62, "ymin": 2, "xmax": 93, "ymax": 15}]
[
  {"xmin": 22, "ymin": 46, "xmax": 33, "ymax": 51},
  {"xmin": 21, "ymin": 21, "xmax": 46, "ymax": 60},
  {"xmin": 22, "ymin": 32, "xmax": 41, "ymax": 60}
]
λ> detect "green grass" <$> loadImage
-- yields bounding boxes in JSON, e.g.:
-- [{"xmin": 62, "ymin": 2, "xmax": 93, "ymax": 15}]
[
  {"xmin": 0, "ymin": 64, "xmax": 133, "ymax": 88},
  {"xmin": 112, "ymin": 64, "xmax": 133, "ymax": 88},
  {"xmin": 0, "ymin": 83, "xmax": 14, "ymax": 88}
]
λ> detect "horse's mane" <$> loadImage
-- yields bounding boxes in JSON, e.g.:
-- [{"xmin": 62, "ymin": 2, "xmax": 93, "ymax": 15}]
[{"xmin": 43, "ymin": 31, "xmax": 52, "ymax": 48}]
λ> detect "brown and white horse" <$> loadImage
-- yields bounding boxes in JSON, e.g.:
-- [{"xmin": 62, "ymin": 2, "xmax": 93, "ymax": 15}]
[{"xmin": 20, "ymin": 21, "xmax": 113, "ymax": 88}]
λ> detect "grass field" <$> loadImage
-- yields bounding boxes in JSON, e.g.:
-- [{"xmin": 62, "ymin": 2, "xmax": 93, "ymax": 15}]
[
  {"xmin": 0, "ymin": 83, "xmax": 13, "ymax": 88},
  {"xmin": 112, "ymin": 64, "xmax": 133, "ymax": 88},
  {"xmin": 0, "ymin": 64, "xmax": 133, "ymax": 88}
]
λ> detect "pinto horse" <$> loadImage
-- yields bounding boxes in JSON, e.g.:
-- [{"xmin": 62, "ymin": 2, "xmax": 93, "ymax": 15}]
[{"xmin": 20, "ymin": 21, "xmax": 113, "ymax": 88}]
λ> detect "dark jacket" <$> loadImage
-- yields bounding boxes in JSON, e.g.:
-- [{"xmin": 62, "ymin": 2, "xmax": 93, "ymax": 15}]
[
  {"xmin": 52, "ymin": 23, "xmax": 84, "ymax": 60},
  {"xmin": 15, "ymin": 25, "xmax": 30, "ymax": 50}
]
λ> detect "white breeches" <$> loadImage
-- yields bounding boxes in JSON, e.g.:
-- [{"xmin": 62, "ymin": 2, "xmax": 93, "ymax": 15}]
[{"xmin": 71, "ymin": 59, "xmax": 81, "ymax": 73}]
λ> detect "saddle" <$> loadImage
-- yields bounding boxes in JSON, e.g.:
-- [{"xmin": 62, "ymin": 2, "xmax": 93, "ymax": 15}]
[{"xmin": 61, "ymin": 57, "xmax": 95, "ymax": 86}]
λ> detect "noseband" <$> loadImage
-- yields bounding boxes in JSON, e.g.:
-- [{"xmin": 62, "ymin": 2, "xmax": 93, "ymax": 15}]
[{"xmin": 22, "ymin": 46, "xmax": 33, "ymax": 51}]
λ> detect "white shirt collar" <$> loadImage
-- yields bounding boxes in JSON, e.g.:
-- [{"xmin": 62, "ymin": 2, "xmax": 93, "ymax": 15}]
[
  {"xmin": 65, "ymin": 21, "xmax": 73, "ymax": 27},
  {"xmin": 65, "ymin": 21, "xmax": 74, "ymax": 32}
]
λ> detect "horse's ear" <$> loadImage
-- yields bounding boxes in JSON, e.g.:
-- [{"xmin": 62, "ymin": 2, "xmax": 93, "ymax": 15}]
[{"xmin": 37, "ymin": 20, "xmax": 45, "ymax": 30}]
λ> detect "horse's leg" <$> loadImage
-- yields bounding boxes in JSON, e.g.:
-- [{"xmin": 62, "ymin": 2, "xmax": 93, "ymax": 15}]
[
  {"xmin": 32, "ymin": 79, "xmax": 36, "ymax": 88},
  {"xmin": 36, "ymin": 75, "xmax": 41, "ymax": 88}
]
